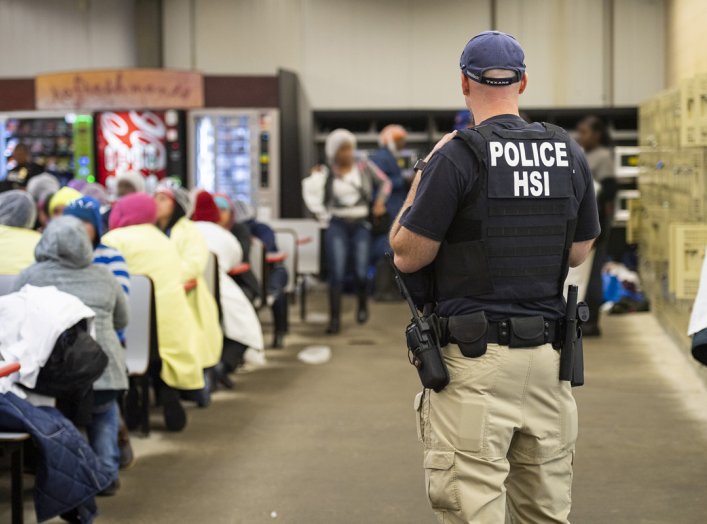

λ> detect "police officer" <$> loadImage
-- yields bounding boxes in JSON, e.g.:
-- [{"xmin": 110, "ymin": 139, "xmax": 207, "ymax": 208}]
[{"xmin": 390, "ymin": 32, "xmax": 600, "ymax": 523}]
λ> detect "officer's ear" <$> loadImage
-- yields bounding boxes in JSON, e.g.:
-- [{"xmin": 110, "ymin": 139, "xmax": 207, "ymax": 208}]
[
  {"xmin": 518, "ymin": 72, "xmax": 528, "ymax": 94},
  {"xmin": 461, "ymin": 73, "xmax": 471, "ymax": 96}
]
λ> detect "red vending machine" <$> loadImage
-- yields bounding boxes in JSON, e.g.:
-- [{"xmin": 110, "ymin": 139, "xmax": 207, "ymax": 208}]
[{"xmin": 95, "ymin": 109, "xmax": 187, "ymax": 186}]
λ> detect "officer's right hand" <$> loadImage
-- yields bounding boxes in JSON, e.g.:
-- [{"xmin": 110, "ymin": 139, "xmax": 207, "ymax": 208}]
[{"xmin": 425, "ymin": 131, "xmax": 457, "ymax": 161}]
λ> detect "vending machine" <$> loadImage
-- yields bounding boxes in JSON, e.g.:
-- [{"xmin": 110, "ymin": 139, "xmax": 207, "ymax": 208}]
[
  {"xmin": 0, "ymin": 112, "xmax": 94, "ymax": 184},
  {"xmin": 95, "ymin": 109, "xmax": 187, "ymax": 187},
  {"xmin": 188, "ymin": 109, "xmax": 280, "ymax": 219}
]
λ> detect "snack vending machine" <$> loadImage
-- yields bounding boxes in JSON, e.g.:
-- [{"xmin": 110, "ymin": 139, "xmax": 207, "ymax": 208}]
[
  {"xmin": 0, "ymin": 112, "xmax": 94, "ymax": 183},
  {"xmin": 189, "ymin": 109, "xmax": 280, "ymax": 219},
  {"xmin": 95, "ymin": 110, "xmax": 187, "ymax": 187}
]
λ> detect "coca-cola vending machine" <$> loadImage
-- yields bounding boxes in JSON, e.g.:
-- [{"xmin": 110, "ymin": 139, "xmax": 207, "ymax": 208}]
[{"xmin": 95, "ymin": 109, "xmax": 187, "ymax": 187}]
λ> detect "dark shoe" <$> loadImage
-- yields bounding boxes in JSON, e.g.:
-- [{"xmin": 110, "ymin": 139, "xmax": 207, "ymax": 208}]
[
  {"xmin": 272, "ymin": 332, "xmax": 285, "ymax": 349},
  {"xmin": 180, "ymin": 386, "xmax": 211, "ymax": 408},
  {"xmin": 97, "ymin": 478, "xmax": 121, "ymax": 497},
  {"xmin": 211, "ymin": 362, "xmax": 235, "ymax": 390},
  {"xmin": 356, "ymin": 286, "xmax": 369, "ymax": 324},
  {"xmin": 326, "ymin": 318, "xmax": 340, "ymax": 335},
  {"xmin": 162, "ymin": 387, "xmax": 187, "ymax": 431},
  {"xmin": 118, "ymin": 423, "xmax": 135, "ymax": 470},
  {"xmin": 581, "ymin": 323, "xmax": 601, "ymax": 337}
]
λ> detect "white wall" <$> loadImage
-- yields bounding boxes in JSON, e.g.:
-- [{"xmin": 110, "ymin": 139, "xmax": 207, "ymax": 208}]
[
  {"xmin": 162, "ymin": 0, "xmax": 666, "ymax": 109},
  {"xmin": 0, "ymin": 0, "xmax": 136, "ymax": 78},
  {"xmin": 614, "ymin": 0, "xmax": 665, "ymax": 105}
]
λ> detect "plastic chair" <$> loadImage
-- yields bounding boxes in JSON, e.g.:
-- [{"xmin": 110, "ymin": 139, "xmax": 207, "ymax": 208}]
[
  {"xmin": 124, "ymin": 275, "xmax": 157, "ymax": 436},
  {"xmin": 0, "ymin": 274, "xmax": 16, "ymax": 296},
  {"xmin": 269, "ymin": 219, "xmax": 322, "ymax": 321},
  {"xmin": 274, "ymin": 229, "xmax": 298, "ymax": 296}
]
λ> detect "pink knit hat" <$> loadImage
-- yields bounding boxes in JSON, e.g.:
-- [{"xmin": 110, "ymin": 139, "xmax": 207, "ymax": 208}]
[{"xmin": 109, "ymin": 192, "xmax": 157, "ymax": 230}]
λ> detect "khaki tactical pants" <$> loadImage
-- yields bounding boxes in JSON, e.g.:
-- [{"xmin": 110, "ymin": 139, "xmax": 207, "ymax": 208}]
[{"xmin": 415, "ymin": 343, "xmax": 578, "ymax": 523}]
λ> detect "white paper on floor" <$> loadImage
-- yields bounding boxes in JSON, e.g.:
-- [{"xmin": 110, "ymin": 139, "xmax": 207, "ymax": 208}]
[
  {"xmin": 305, "ymin": 312, "xmax": 329, "ymax": 324},
  {"xmin": 297, "ymin": 346, "xmax": 331, "ymax": 365}
]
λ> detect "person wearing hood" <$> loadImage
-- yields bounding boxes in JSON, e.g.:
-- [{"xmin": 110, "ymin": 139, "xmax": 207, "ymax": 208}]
[
  {"xmin": 213, "ymin": 193, "xmax": 262, "ymax": 304},
  {"xmin": 26, "ymin": 173, "xmax": 60, "ymax": 203},
  {"xmin": 64, "ymin": 196, "xmax": 130, "ymax": 298},
  {"xmin": 154, "ymin": 181, "xmax": 223, "ymax": 403},
  {"xmin": 63, "ymin": 195, "xmax": 135, "ymax": 469},
  {"xmin": 115, "ymin": 170, "xmax": 146, "ymax": 197},
  {"xmin": 302, "ymin": 128, "xmax": 392, "ymax": 334},
  {"xmin": 0, "ymin": 190, "xmax": 42, "ymax": 274},
  {"xmin": 48, "ymin": 186, "xmax": 82, "ymax": 218},
  {"xmin": 102, "ymin": 192, "xmax": 203, "ymax": 431},
  {"xmin": 192, "ymin": 191, "xmax": 266, "ymax": 376},
  {"xmin": 232, "ymin": 198, "xmax": 289, "ymax": 348},
  {"xmin": 13, "ymin": 216, "xmax": 129, "ymax": 495}
]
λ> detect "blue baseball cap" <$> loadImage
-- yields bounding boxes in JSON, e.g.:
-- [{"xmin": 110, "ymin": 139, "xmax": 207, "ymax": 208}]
[{"xmin": 460, "ymin": 31, "xmax": 526, "ymax": 86}]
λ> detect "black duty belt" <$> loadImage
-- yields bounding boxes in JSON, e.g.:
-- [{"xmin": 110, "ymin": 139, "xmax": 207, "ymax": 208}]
[
  {"xmin": 439, "ymin": 314, "xmax": 564, "ymax": 349},
  {"xmin": 488, "ymin": 319, "xmax": 562, "ymax": 347}
]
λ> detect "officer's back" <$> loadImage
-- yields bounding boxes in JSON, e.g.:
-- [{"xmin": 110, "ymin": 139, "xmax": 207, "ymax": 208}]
[{"xmin": 389, "ymin": 31, "xmax": 600, "ymax": 524}]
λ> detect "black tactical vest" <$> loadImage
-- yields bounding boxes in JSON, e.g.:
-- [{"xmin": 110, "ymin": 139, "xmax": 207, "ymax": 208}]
[{"xmin": 434, "ymin": 122, "xmax": 578, "ymax": 303}]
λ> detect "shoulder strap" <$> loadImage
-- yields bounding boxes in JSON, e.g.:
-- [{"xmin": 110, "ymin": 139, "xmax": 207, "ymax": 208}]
[{"xmin": 454, "ymin": 128, "xmax": 487, "ymax": 169}]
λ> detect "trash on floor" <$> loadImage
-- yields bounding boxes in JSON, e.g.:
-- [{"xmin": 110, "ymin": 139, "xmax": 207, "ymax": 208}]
[{"xmin": 297, "ymin": 346, "xmax": 332, "ymax": 365}]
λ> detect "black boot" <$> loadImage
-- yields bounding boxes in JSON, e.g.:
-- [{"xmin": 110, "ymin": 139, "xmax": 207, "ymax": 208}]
[
  {"xmin": 161, "ymin": 386, "xmax": 187, "ymax": 432},
  {"xmin": 326, "ymin": 285, "xmax": 342, "ymax": 334},
  {"xmin": 356, "ymin": 284, "xmax": 369, "ymax": 324}
]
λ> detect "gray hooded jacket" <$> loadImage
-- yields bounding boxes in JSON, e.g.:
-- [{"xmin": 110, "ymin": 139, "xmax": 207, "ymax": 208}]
[{"xmin": 14, "ymin": 216, "xmax": 129, "ymax": 391}]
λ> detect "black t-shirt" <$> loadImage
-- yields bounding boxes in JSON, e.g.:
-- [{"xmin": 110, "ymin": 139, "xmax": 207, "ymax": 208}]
[{"xmin": 400, "ymin": 114, "xmax": 601, "ymax": 321}]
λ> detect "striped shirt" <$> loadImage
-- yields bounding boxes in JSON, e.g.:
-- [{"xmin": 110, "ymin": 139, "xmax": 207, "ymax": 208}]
[{"xmin": 94, "ymin": 244, "xmax": 130, "ymax": 297}]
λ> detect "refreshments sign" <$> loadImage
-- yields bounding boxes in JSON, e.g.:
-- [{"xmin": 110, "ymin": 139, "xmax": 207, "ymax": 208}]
[{"xmin": 35, "ymin": 69, "xmax": 204, "ymax": 110}]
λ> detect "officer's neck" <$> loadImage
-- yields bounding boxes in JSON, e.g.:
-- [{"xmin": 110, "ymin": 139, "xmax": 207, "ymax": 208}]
[{"xmin": 470, "ymin": 102, "xmax": 520, "ymax": 126}]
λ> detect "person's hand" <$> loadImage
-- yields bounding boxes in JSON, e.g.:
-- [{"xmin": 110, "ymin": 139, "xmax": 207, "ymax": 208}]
[
  {"xmin": 372, "ymin": 200, "xmax": 387, "ymax": 217},
  {"xmin": 425, "ymin": 131, "xmax": 457, "ymax": 162}
]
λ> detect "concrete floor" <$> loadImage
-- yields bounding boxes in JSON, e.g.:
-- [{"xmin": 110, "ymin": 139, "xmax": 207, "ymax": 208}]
[{"xmin": 4, "ymin": 295, "xmax": 707, "ymax": 523}]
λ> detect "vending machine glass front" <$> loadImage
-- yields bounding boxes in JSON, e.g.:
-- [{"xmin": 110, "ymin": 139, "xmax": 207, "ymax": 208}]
[{"xmin": 194, "ymin": 113, "xmax": 255, "ymax": 205}]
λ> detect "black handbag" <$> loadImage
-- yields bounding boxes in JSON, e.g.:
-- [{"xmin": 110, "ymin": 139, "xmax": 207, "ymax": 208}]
[{"xmin": 34, "ymin": 321, "xmax": 108, "ymax": 397}]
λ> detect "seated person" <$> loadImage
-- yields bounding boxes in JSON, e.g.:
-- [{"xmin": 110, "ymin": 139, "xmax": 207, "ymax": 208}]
[
  {"xmin": 48, "ymin": 186, "xmax": 82, "ymax": 219},
  {"xmin": 192, "ymin": 191, "xmax": 266, "ymax": 372},
  {"xmin": 154, "ymin": 181, "xmax": 222, "ymax": 405},
  {"xmin": 13, "ymin": 216, "xmax": 128, "ymax": 496},
  {"xmin": 102, "ymin": 192, "xmax": 204, "ymax": 432},
  {"xmin": 232, "ymin": 199, "xmax": 290, "ymax": 348},
  {"xmin": 0, "ymin": 190, "xmax": 41, "ymax": 275},
  {"xmin": 64, "ymin": 195, "xmax": 134, "ymax": 469},
  {"xmin": 213, "ymin": 193, "xmax": 262, "ymax": 304}
]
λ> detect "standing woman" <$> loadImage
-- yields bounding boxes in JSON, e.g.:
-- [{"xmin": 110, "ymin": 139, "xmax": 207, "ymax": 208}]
[
  {"xmin": 302, "ymin": 129, "xmax": 391, "ymax": 334},
  {"xmin": 154, "ymin": 181, "xmax": 223, "ymax": 403}
]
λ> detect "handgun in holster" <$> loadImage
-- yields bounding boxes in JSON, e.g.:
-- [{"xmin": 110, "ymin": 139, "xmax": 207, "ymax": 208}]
[
  {"xmin": 387, "ymin": 253, "xmax": 450, "ymax": 392},
  {"xmin": 559, "ymin": 284, "xmax": 590, "ymax": 387}
]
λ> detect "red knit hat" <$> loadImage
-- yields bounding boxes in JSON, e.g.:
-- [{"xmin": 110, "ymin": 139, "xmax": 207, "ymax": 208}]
[{"xmin": 191, "ymin": 191, "xmax": 221, "ymax": 223}]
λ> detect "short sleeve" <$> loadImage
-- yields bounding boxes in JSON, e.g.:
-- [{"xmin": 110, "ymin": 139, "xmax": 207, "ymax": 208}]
[
  {"xmin": 571, "ymin": 143, "xmax": 601, "ymax": 242},
  {"xmin": 400, "ymin": 148, "xmax": 470, "ymax": 242}
]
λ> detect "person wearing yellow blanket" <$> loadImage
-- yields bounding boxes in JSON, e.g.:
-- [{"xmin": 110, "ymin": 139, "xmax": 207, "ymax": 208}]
[
  {"xmin": 103, "ymin": 192, "xmax": 202, "ymax": 431},
  {"xmin": 0, "ymin": 191, "xmax": 41, "ymax": 275},
  {"xmin": 153, "ymin": 181, "xmax": 223, "ymax": 404},
  {"xmin": 48, "ymin": 186, "xmax": 82, "ymax": 218}
]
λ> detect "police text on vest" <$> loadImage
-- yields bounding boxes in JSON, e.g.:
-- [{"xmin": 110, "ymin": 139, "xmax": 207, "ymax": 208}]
[
  {"xmin": 489, "ymin": 141, "xmax": 569, "ymax": 197},
  {"xmin": 489, "ymin": 141, "xmax": 569, "ymax": 168}
]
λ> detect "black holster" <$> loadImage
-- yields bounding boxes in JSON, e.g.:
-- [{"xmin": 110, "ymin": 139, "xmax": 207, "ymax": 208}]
[{"xmin": 405, "ymin": 313, "xmax": 449, "ymax": 392}]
